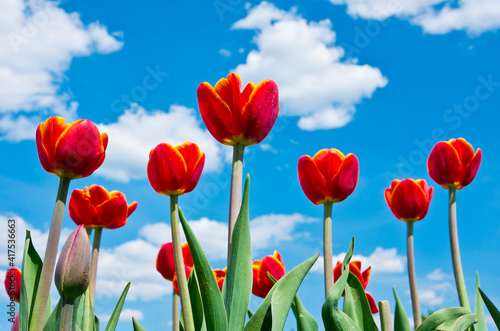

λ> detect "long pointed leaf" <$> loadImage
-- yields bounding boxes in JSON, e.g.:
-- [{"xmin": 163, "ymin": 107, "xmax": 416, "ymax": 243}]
[
  {"xmin": 292, "ymin": 294, "xmax": 319, "ymax": 331},
  {"xmin": 474, "ymin": 273, "xmax": 487, "ymax": 331},
  {"xmin": 180, "ymin": 209, "xmax": 227, "ymax": 331},
  {"xmin": 452, "ymin": 314, "xmax": 477, "ymax": 331},
  {"xmin": 187, "ymin": 266, "xmax": 205, "ymax": 331},
  {"xmin": 343, "ymin": 272, "xmax": 378, "ymax": 331},
  {"xmin": 393, "ymin": 287, "xmax": 411, "ymax": 331},
  {"xmin": 478, "ymin": 288, "xmax": 500, "ymax": 329},
  {"xmin": 415, "ymin": 307, "xmax": 474, "ymax": 331},
  {"xmin": 42, "ymin": 298, "xmax": 62, "ymax": 331},
  {"xmin": 224, "ymin": 175, "xmax": 253, "ymax": 330},
  {"xmin": 132, "ymin": 317, "xmax": 147, "ymax": 331},
  {"xmin": 104, "ymin": 282, "xmax": 131, "ymax": 331}
]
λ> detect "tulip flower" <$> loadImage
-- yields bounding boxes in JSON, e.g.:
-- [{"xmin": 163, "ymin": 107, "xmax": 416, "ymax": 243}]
[
  {"xmin": 147, "ymin": 142, "xmax": 205, "ymax": 197},
  {"xmin": 4, "ymin": 267, "xmax": 21, "ymax": 302},
  {"xmin": 173, "ymin": 266, "xmax": 192, "ymax": 296},
  {"xmin": 427, "ymin": 138, "xmax": 482, "ymax": 190},
  {"xmin": 298, "ymin": 148, "xmax": 359, "ymax": 298},
  {"xmin": 385, "ymin": 178, "xmax": 433, "ymax": 328},
  {"xmin": 333, "ymin": 261, "xmax": 378, "ymax": 314},
  {"xmin": 32, "ymin": 116, "xmax": 107, "ymax": 331},
  {"xmin": 198, "ymin": 73, "xmax": 279, "ymax": 262},
  {"xmin": 252, "ymin": 251, "xmax": 285, "ymax": 298},
  {"xmin": 427, "ymin": 138, "xmax": 482, "ymax": 311},
  {"xmin": 385, "ymin": 179, "xmax": 433, "ymax": 222},
  {"xmin": 36, "ymin": 116, "xmax": 108, "ymax": 180},
  {"xmin": 156, "ymin": 242, "xmax": 194, "ymax": 282},
  {"xmin": 213, "ymin": 268, "xmax": 227, "ymax": 291}
]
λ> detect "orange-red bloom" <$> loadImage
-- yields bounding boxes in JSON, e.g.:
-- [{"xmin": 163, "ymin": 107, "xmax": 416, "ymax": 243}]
[
  {"xmin": 298, "ymin": 149, "xmax": 359, "ymax": 205},
  {"xmin": 156, "ymin": 242, "xmax": 194, "ymax": 282},
  {"xmin": 333, "ymin": 261, "xmax": 378, "ymax": 314},
  {"xmin": 252, "ymin": 251, "xmax": 285, "ymax": 298},
  {"xmin": 147, "ymin": 142, "xmax": 205, "ymax": 196},
  {"xmin": 173, "ymin": 266, "xmax": 192, "ymax": 295},
  {"xmin": 36, "ymin": 116, "xmax": 108, "ymax": 179},
  {"xmin": 4, "ymin": 267, "xmax": 21, "ymax": 302},
  {"xmin": 197, "ymin": 73, "xmax": 279, "ymax": 146},
  {"xmin": 213, "ymin": 268, "xmax": 227, "ymax": 291},
  {"xmin": 68, "ymin": 185, "xmax": 137, "ymax": 229},
  {"xmin": 385, "ymin": 179, "xmax": 433, "ymax": 222},
  {"xmin": 427, "ymin": 138, "xmax": 482, "ymax": 190}
]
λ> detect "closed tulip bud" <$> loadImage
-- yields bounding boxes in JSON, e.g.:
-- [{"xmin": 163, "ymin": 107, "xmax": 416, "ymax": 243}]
[
  {"xmin": 55, "ymin": 225, "xmax": 90, "ymax": 301},
  {"xmin": 385, "ymin": 179, "xmax": 433, "ymax": 222},
  {"xmin": 252, "ymin": 251, "xmax": 285, "ymax": 298},
  {"xmin": 4, "ymin": 267, "xmax": 21, "ymax": 302}
]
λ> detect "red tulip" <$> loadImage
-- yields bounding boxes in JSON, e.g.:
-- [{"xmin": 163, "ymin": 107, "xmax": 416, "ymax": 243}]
[
  {"xmin": 4, "ymin": 267, "xmax": 21, "ymax": 302},
  {"xmin": 156, "ymin": 242, "xmax": 193, "ymax": 282},
  {"xmin": 252, "ymin": 251, "xmax": 285, "ymax": 298},
  {"xmin": 68, "ymin": 185, "xmax": 138, "ymax": 229},
  {"xmin": 427, "ymin": 138, "xmax": 482, "ymax": 190},
  {"xmin": 36, "ymin": 116, "xmax": 108, "ymax": 179},
  {"xmin": 197, "ymin": 73, "xmax": 279, "ymax": 146},
  {"xmin": 11, "ymin": 313, "xmax": 19, "ymax": 331},
  {"xmin": 147, "ymin": 142, "xmax": 205, "ymax": 196},
  {"xmin": 333, "ymin": 260, "xmax": 378, "ymax": 314},
  {"xmin": 298, "ymin": 149, "xmax": 359, "ymax": 205},
  {"xmin": 385, "ymin": 179, "xmax": 433, "ymax": 222},
  {"xmin": 172, "ymin": 266, "xmax": 192, "ymax": 295},
  {"xmin": 213, "ymin": 268, "xmax": 227, "ymax": 291}
]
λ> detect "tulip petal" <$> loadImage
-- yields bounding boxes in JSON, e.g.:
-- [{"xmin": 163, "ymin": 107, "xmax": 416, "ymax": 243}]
[
  {"xmin": 36, "ymin": 117, "xmax": 68, "ymax": 174},
  {"xmin": 313, "ymin": 149, "xmax": 344, "ymax": 191},
  {"xmin": 156, "ymin": 242, "xmax": 175, "ymax": 281},
  {"xmin": 214, "ymin": 73, "xmax": 243, "ymax": 125},
  {"xmin": 331, "ymin": 153, "xmax": 359, "ymax": 202},
  {"xmin": 177, "ymin": 142, "xmax": 205, "ymax": 193},
  {"xmin": 428, "ymin": 141, "xmax": 462, "ymax": 188},
  {"xmin": 298, "ymin": 155, "xmax": 328, "ymax": 205},
  {"xmin": 127, "ymin": 201, "xmax": 138, "ymax": 216},
  {"xmin": 147, "ymin": 143, "xmax": 187, "ymax": 195},
  {"xmin": 68, "ymin": 189, "xmax": 98, "ymax": 226},
  {"xmin": 96, "ymin": 196, "xmax": 128, "ymax": 229},
  {"xmin": 460, "ymin": 148, "xmax": 482, "ymax": 189},
  {"xmin": 88, "ymin": 185, "xmax": 112, "ymax": 207},
  {"xmin": 450, "ymin": 138, "xmax": 475, "ymax": 168},
  {"xmin": 366, "ymin": 292, "xmax": 379, "ymax": 314},
  {"xmin": 181, "ymin": 243, "xmax": 194, "ymax": 268},
  {"xmin": 361, "ymin": 266, "xmax": 371, "ymax": 289}
]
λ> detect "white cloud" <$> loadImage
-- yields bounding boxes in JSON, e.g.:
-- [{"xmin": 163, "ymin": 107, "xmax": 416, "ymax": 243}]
[
  {"xmin": 259, "ymin": 143, "xmax": 278, "ymax": 153},
  {"xmin": 311, "ymin": 247, "xmax": 406, "ymax": 273},
  {"xmin": 95, "ymin": 104, "xmax": 225, "ymax": 183},
  {"xmin": 0, "ymin": 0, "xmax": 123, "ymax": 141},
  {"xmin": 219, "ymin": 49, "xmax": 231, "ymax": 57},
  {"xmin": 426, "ymin": 268, "xmax": 452, "ymax": 281},
  {"xmin": 419, "ymin": 289, "xmax": 445, "ymax": 306},
  {"xmin": 232, "ymin": 2, "xmax": 387, "ymax": 131},
  {"xmin": 329, "ymin": 0, "xmax": 500, "ymax": 35},
  {"xmin": 97, "ymin": 308, "xmax": 144, "ymax": 323}
]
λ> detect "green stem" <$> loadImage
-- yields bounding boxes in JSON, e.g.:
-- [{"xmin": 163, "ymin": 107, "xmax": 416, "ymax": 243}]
[
  {"xmin": 378, "ymin": 300, "xmax": 393, "ymax": 331},
  {"xmin": 30, "ymin": 176, "xmax": 71, "ymax": 331},
  {"xmin": 227, "ymin": 143, "xmax": 245, "ymax": 261},
  {"xmin": 323, "ymin": 202, "xmax": 333, "ymax": 299},
  {"xmin": 449, "ymin": 188, "xmax": 470, "ymax": 309},
  {"xmin": 89, "ymin": 227, "xmax": 103, "ymax": 308},
  {"xmin": 407, "ymin": 221, "xmax": 421, "ymax": 328},
  {"xmin": 170, "ymin": 195, "xmax": 194, "ymax": 331},
  {"xmin": 173, "ymin": 291, "xmax": 179, "ymax": 331},
  {"xmin": 59, "ymin": 298, "xmax": 74, "ymax": 331}
]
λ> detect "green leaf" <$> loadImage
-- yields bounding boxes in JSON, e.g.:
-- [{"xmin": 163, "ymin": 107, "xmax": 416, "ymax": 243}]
[
  {"xmin": 415, "ymin": 307, "xmax": 474, "ymax": 331},
  {"xmin": 132, "ymin": 317, "xmax": 147, "ymax": 331},
  {"xmin": 223, "ymin": 175, "xmax": 253, "ymax": 331},
  {"xmin": 343, "ymin": 272, "xmax": 378, "ymax": 331},
  {"xmin": 474, "ymin": 273, "xmax": 487, "ymax": 331},
  {"xmin": 19, "ymin": 230, "xmax": 44, "ymax": 331},
  {"xmin": 42, "ymin": 298, "xmax": 62, "ymax": 331},
  {"xmin": 245, "ymin": 254, "xmax": 319, "ymax": 331},
  {"xmin": 452, "ymin": 314, "xmax": 477, "ymax": 331},
  {"xmin": 271, "ymin": 254, "xmax": 319, "ymax": 331},
  {"xmin": 322, "ymin": 238, "xmax": 361, "ymax": 331},
  {"xmin": 187, "ymin": 266, "xmax": 205, "ymax": 331},
  {"xmin": 180, "ymin": 209, "xmax": 227, "ymax": 331},
  {"xmin": 247, "ymin": 309, "xmax": 254, "ymax": 319},
  {"xmin": 104, "ymin": 282, "xmax": 131, "ymax": 331},
  {"xmin": 292, "ymin": 294, "xmax": 319, "ymax": 331},
  {"xmin": 478, "ymin": 288, "xmax": 500, "ymax": 329},
  {"xmin": 393, "ymin": 287, "xmax": 411, "ymax": 331},
  {"xmin": 82, "ymin": 288, "xmax": 96, "ymax": 331}
]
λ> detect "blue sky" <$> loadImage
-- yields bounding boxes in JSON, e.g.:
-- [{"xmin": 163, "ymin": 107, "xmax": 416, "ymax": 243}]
[{"xmin": 1, "ymin": 0, "xmax": 500, "ymax": 329}]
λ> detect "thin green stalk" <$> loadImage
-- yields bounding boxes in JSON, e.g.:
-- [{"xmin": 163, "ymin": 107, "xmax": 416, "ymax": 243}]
[
  {"xmin": 89, "ymin": 226, "xmax": 103, "ymax": 307},
  {"xmin": 59, "ymin": 298, "xmax": 74, "ymax": 331},
  {"xmin": 30, "ymin": 176, "xmax": 71, "ymax": 331},
  {"xmin": 173, "ymin": 291, "xmax": 179, "ymax": 331},
  {"xmin": 407, "ymin": 221, "xmax": 421, "ymax": 328},
  {"xmin": 227, "ymin": 143, "xmax": 245, "ymax": 260},
  {"xmin": 170, "ymin": 195, "xmax": 194, "ymax": 331},
  {"xmin": 378, "ymin": 300, "xmax": 393, "ymax": 331},
  {"xmin": 323, "ymin": 201, "xmax": 333, "ymax": 299},
  {"xmin": 449, "ymin": 188, "xmax": 470, "ymax": 309}
]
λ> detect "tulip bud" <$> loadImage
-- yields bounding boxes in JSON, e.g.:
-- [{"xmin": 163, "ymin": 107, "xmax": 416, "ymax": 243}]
[
  {"xmin": 4, "ymin": 267, "xmax": 21, "ymax": 302},
  {"xmin": 55, "ymin": 225, "xmax": 90, "ymax": 300}
]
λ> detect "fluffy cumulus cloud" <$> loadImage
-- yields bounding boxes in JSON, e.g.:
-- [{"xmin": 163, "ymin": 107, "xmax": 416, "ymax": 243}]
[
  {"xmin": 0, "ymin": 0, "xmax": 123, "ymax": 141},
  {"xmin": 329, "ymin": 0, "xmax": 500, "ymax": 35},
  {"xmin": 232, "ymin": 2, "xmax": 387, "ymax": 131},
  {"xmin": 95, "ymin": 104, "xmax": 226, "ymax": 182}
]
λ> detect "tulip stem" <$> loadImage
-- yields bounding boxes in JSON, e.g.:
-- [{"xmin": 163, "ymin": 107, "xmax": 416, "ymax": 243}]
[
  {"xmin": 173, "ymin": 291, "xmax": 179, "ymax": 331},
  {"xmin": 378, "ymin": 300, "xmax": 393, "ymax": 331},
  {"xmin": 323, "ymin": 201, "xmax": 333, "ymax": 299},
  {"xmin": 407, "ymin": 221, "xmax": 421, "ymax": 328},
  {"xmin": 170, "ymin": 195, "xmax": 194, "ymax": 331},
  {"xmin": 227, "ymin": 143, "xmax": 245, "ymax": 260},
  {"xmin": 449, "ymin": 188, "xmax": 470, "ymax": 309},
  {"xmin": 59, "ymin": 298, "xmax": 74, "ymax": 331},
  {"xmin": 30, "ymin": 176, "xmax": 71, "ymax": 331},
  {"xmin": 89, "ymin": 226, "xmax": 103, "ymax": 308}
]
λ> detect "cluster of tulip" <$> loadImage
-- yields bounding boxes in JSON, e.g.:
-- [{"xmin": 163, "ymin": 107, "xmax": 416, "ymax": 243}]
[{"xmin": 5, "ymin": 72, "xmax": 500, "ymax": 331}]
